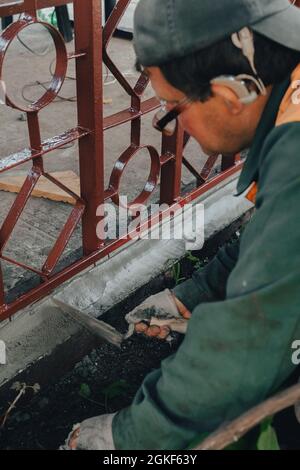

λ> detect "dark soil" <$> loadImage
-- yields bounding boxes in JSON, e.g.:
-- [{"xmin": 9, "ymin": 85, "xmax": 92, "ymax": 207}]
[
  {"xmin": 0, "ymin": 254, "xmax": 194, "ymax": 450},
  {"xmin": 0, "ymin": 335, "xmax": 183, "ymax": 450}
]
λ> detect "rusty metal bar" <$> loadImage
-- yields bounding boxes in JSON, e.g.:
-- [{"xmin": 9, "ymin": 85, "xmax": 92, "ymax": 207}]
[
  {"xmin": 0, "ymin": 260, "xmax": 5, "ymax": 307},
  {"xmin": 0, "ymin": 168, "xmax": 41, "ymax": 253},
  {"xmin": 42, "ymin": 171, "xmax": 82, "ymax": 201},
  {"xmin": 0, "ymin": 127, "xmax": 90, "ymax": 174},
  {"xmin": 200, "ymin": 154, "xmax": 220, "ymax": 181},
  {"xmin": 103, "ymin": 97, "xmax": 159, "ymax": 130},
  {"xmin": 160, "ymin": 125, "xmax": 185, "ymax": 204},
  {"xmin": 27, "ymin": 111, "xmax": 42, "ymax": 152},
  {"xmin": 182, "ymin": 157, "xmax": 204, "ymax": 184},
  {"xmin": 42, "ymin": 200, "xmax": 85, "ymax": 275},
  {"xmin": 24, "ymin": 0, "xmax": 38, "ymax": 18},
  {"xmin": 1, "ymin": 254, "xmax": 48, "ymax": 278},
  {"xmin": 182, "ymin": 154, "xmax": 220, "ymax": 186},
  {"xmin": 74, "ymin": 0, "xmax": 104, "ymax": 254},
  {"xmin": 221, "ymin": 154, "xmax": 237, "ymax": 171}
]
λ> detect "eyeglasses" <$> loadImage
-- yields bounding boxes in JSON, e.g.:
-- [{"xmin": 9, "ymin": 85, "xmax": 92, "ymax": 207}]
[{"xmin": 153, "ymin": 96, "xmax": 193, "ymax": 136}]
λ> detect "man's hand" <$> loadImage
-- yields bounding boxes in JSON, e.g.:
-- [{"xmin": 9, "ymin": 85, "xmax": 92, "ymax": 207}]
[
  {"xmin": 125, "ymin": 289, "xmax": 191, "ymax": 341},
  {"xmin": 174, "ymin": 296, "xmax": 193, "ymax": 319},
  {"xmin": 135, "ymin": 296, "xmax": 191, "ymax": 339}
]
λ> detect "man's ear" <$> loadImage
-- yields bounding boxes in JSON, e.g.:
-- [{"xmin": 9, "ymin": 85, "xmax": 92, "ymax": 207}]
[{"xmin": 211, "ymin": 83, "xmax": 244, "ymax": 114}]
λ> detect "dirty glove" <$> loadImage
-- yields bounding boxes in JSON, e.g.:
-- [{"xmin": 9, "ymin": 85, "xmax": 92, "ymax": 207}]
[
  {"xmin": 125, "ymin": 289, "xmax": 191, "ymax": 341},
  {"xmin": 60, "ymin": 413, "xmax": 117, "ymax": 450}
]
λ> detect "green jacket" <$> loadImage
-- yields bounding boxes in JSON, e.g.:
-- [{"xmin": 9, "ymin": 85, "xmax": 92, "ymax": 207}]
[{"xmin": 112, "ymin": 75, "xmax": 300, "ymax": 449}]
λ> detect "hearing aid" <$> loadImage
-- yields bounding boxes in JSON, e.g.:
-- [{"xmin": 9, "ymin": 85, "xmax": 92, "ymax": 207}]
[{"xmin": 211, "ymin": 27, "xmax": 267, "ymax": 104}]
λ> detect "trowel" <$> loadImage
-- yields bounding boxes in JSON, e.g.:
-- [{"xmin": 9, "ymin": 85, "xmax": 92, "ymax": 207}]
[{"xmin": 52, "ymin": 298, "xmax": 124, "ymax": 348}]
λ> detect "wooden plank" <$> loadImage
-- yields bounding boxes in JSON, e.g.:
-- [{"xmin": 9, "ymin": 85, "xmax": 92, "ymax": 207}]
[{"xmin": 0, "ymin": 171, "xmax": 80, "ymax": 205}]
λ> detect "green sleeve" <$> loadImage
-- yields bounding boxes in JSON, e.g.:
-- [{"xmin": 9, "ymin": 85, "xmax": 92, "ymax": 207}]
[
  {"xmin": 112, "ymin": 124, "xmax": 300, "ymax": 450},
  {"xmin": 172, "ymin": 239, "xmax": 240, "ymax": 312}
]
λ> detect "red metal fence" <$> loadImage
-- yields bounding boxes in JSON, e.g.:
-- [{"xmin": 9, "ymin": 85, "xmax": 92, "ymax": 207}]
[{"xmin": 0, "ymin": 0, "xmax": 242, "ymax": 322}]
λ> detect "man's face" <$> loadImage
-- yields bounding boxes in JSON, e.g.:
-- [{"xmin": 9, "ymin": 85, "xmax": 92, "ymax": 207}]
[{"xmin": 148, "ymin": 67, "xmax": 271, "ymax": 156}]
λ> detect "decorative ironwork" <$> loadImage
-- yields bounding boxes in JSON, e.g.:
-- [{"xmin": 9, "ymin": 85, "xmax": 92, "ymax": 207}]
[{"xmin": 0, "ymin": 0, "xmax": 242, "ymax": 321}]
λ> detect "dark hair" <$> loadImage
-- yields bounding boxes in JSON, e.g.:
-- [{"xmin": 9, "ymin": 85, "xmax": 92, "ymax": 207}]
[{"xmin": 138, "ymin": 32, "xmax": 300, "ymax": 102}]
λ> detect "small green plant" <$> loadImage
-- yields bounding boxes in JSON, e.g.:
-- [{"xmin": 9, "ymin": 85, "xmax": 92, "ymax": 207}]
[
  {"xmin": 78, "ymin": 380, "xmax": 130, "ymax": 412},
  {"xmin": 78, "ymin": 383, "xmax": 105, "ymax": 407},
  {"xmin": 256, "ymin": 417, "xmax": 280, "ymax": 450},
  {"xmin": 186, "ymin": 251, "xmax": 203, "ymax": 270},
  {"xmin": 171, "ymin": 262, "xmax": 186, "ymax": 286},
  {"xmin": 1, "ymin": 381, "xmax": 40, "ymax": 428},
  {"xmin": 79, "ymin": 383, "xmax": 91, "ymax": 399},
  {"xmin": 101, "ymin": 380, "xmax": 130, "ymax": 412}
]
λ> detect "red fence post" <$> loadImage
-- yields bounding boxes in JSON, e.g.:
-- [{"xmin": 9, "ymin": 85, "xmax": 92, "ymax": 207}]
[
  {"xmin": 74, "ymin": 0, "xmax": 105, "ymax": 254},
  {"xmin": 221, "ymin": 154, "xmax": 237, "ymax": 172},
  {"xmin": 160, "ymin": 126, "xmax": 184, "ymax": 205},
  {"xmin": 0, "ymin": 261, "xmax": 4, "ymax": 310}
]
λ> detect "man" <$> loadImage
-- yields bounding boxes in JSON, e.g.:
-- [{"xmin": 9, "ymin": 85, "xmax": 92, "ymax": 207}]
[{"xmin": 64, "ymin": 0, "xmax": 300, "ymax": 449}]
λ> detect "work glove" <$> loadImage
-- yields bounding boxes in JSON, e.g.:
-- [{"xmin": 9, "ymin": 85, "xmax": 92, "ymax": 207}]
[
  {"xmin": 125, "ymin": 289, "xmax": 191, "ymax": 341},
  {"xmin": 60, "ymin": 413, "xmax": 116, "ymax": 450}
]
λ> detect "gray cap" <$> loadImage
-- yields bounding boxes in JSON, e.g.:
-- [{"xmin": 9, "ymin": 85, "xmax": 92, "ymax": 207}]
[{"xmin": 134, "ymin": 0, "xmax": 300, "ymax": 66}]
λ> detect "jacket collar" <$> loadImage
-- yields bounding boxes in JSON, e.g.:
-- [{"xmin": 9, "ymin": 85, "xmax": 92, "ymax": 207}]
[{"xmin": 236, "ymin": 76, "xmax": 291, "ymax": 196}]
